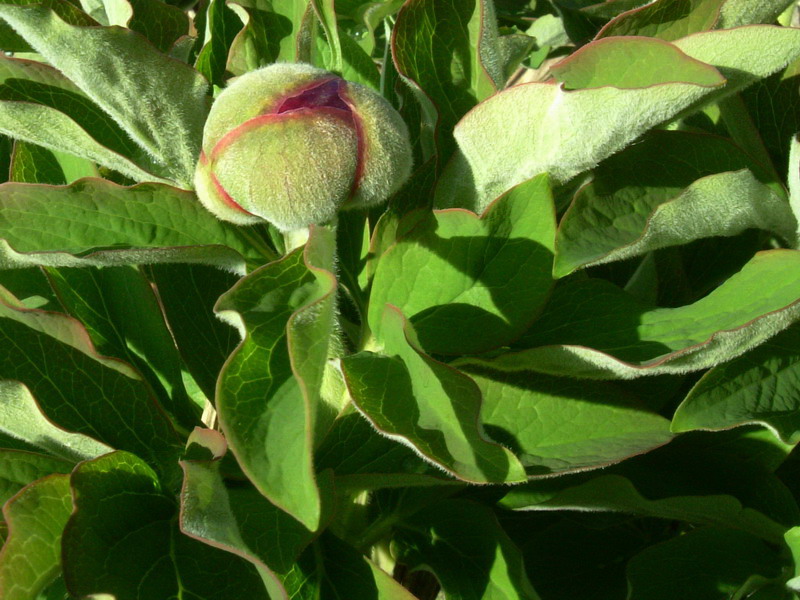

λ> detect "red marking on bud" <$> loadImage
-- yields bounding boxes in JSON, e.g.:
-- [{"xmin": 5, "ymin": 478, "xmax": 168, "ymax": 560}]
[
  {"xmin": 200, "ymin": 151, "xmax": 256, "ymax": 216},
  {"xmin": 339, "ymin": 85, "xmax": 367, "ymax": 201},
  {"xmin": 276, "ymin": 77, "xmax": 351, "ymax": 114}
]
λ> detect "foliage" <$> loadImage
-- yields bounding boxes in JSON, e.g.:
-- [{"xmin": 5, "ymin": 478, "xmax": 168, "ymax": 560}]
[{"xmin": 1, "ymin": 0, "xmax": 800, "ymax": 598}]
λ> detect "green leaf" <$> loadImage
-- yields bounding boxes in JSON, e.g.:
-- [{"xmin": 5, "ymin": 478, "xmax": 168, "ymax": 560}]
[
  {"xmin": 124, "ymin": 0, "xmax": 190, "ymax": 54},
  {"xmin": 62, "ymin": 451, "xmax": 269, "ymax": 599},
  {"xmin": 498, "ymin": 511, "xmax": 671, "ymax": 600},
  {"xmin": 311, "ymin": 0, "xmax": 341, "ymax": 71},
  {"xmin": 216, "ymin": 226, "xmax": 337, "ymax": 530},
  {"xmin": 315, "ymin": 411, "xmax": 456, "ymax": 491},
  {"xmin": 9, "ymin": 141, "xmax": 66, "ymax": 185},
  {"xmin": 789, "ymin": 135, "xmax": 800, "ymax": 244},
  {"xmin": 0, "ymin": 292, "xmax": 183, "ymax": 478},
  {"xmin": 391, "ymin": 0, "xmax": 502, "ymax": 163},
  {"xmin": 342, "ymin": 305, "xmax": 526, "ymax": 483},
  {"xmin": 501, "ymin": 473, "xmax": 786, "ymax": 544},
  {"xmin": 596, "ymin": 0, "xmax": 726, "ymax": 41},
  {"xmin": 553, "ymin": 131, "xmax": 795, "ymax": 277},
  {"xmin": 551, "ymin": 36, "xmax": 724, "ymax": 89},
  {"xmin": 194, "ymin": 0, "xmax": 243, "ymax": 87},
  {"xmin": 0, "ymin": 178, "xmax": 263, "ymax": 272},
  {"xmin": 81, "ymin": 0, "xmax": 190, "ymax": 53},
  {"xmin": 147, "ymin": 264, "xmax": 242, "ymax": 402},
  {"xmin": 672, "ymin": 323, "xmax": 800, "ymax": 443},
  {"xmin": 0, "ymin": 55, "xmax": 167, "ymax": 183},
  {"xmin": 179, "ymin": 429, "xmax": 309, "ymax": 598},
  {"xmin": 355, "ymin": 0, "xmax": 404, "ymax": 57},
  {"xmin": 0, "ymin": 3, "xmax": 209, "ymax": 185},
  {"xmin": 227, "ymin": 0, "xmax": 315, "ymax": 75},
  {"xmin": 465, "ymin": 250, "xmax": 800, "ymax": 378},
  {"xmin": 180, "ymin": 430, "xmax": 315, "ymax": 573},
  {"xmin": 716, "ymin": 0, "xmax": 795, "ymax": 27},
  {"xmin": 393, "ymin": 499, "xmax": 540, "ymax": 600},
  {"xmin": 45, "ymin": 266, "xmax": 201, "ymax": 430},
  {"xmin": 316, "ymin": 533, "xmax": 417, "ymax": 599},
  {"xmin": 0, "ymin": 381, "xmax": 111, "ymax": 462},
  {"xmin": 626, "ymin": 527, "xmax": 786, "ymax": 600},
  {"xmin": 436, "ymin": 26, "xmax": 800, "ymax": 212},
  {"xmin": 672, "ymin": 25, "xmax": 800, "ymax": 91},
  {"xmin": 0, "ymin": 0, "xmax": 96, "ymax": 54},
  {"xmin": 280, "ymin": 532, "xmax": 417, "ymax": 599},
  {"xmin": 0, "ymin": 450, "xmax": 72, "ymax": 506},
  {"xmin": 315, "ymin": 26, "xmax": 381, "ymax": 89},
  {"xmin": 457, "ymin": 367, "xmax": 672, "ymax": 476},
  {"xmin": 369, "ymin": 174, "xmax": 556, "ymax": 355},
  {"xmin": 742, "ymin": 57, "xmax": 800, "ymax": 177},
  {"xmin": 785, "ymin": 526, "xmax": 800, "ymax": 591},
  {"xmin": 0, "ymin": 474, "xmax": 73, "ymax": 600},
  {"xmin": 498, "ymin": 33, "xmax": 536, "ymax": 80}
]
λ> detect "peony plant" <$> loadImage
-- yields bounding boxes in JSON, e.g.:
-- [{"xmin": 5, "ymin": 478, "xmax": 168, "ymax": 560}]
[{"xmin": 1, "ymin": 0, "xmax": 800, "ymax": 599}]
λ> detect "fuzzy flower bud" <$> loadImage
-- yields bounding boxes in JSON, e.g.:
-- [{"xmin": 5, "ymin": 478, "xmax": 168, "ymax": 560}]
[{"xmin": 194, "ymin": 63, "xmax": 413, "ymax": 232}]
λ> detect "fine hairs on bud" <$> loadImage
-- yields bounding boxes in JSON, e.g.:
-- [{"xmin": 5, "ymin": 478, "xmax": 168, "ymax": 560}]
[{"xmin": 194, "ymin": 63, "xmax": 413, "ymax": 232}]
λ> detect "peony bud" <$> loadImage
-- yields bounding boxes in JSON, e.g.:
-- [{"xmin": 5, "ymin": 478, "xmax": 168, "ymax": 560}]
[{"xmin": 194, "ymin": 63, "xmax": 413, "ymax": 232}]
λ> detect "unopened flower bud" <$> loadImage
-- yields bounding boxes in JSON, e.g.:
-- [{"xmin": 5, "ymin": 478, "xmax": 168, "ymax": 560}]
[{"xmin": 194, "ymin": 63, "xmax": 413, "ymax": 232}]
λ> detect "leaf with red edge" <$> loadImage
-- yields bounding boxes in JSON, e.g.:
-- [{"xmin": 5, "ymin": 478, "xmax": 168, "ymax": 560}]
[{"xmin": 215, "ymin": 225, "xmax": 337, "ymax": 530}]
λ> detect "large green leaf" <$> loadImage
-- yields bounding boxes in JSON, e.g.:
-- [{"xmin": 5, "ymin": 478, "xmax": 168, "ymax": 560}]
[
  {"xmin": 672, "ymin": 323, "xmax": 800, "ymax": 443},
  {"xmin": 147, "ymin": 264, "xmax": 242, "ymax": 402},
  {"xmin": 553, "ymin": 131, "xmax": 795, "ymax": 277},
  {"xmin": 0, "ymin": 3, "xmax": 209, "ymax": 185},
  {"xmin": 393, "ymin": 499, "xmax": 540, "ymax": 600},
  {"xmin": 504, "ymin": 427, "xmax": 799, "ymax": 536},
  {"xmin": 716, "ymin": 0, "xmax": 795, "ymax": 27},
  {"xmin": 0, "ymin": 178, "xmax": 263, "ymax": 272},
  {"xmin": 0, "ymin": 290, "xmax": 182, "ymax": 478},
  {"xmin": 436, "ymin": 27, "xmax": 800, "ymax": 212},
  {"xmin": 462, "ymin": 250, "xmax": 800, "ymax": 378},
  {"xmin": 626, "ymin": 527, "xmax": 786, "ymax": 600},
  {"xmin": 0, "ymin": 474, "xmax": 73, "ymax": 600},
  {"xmin": 457, "ymin": 366, "xmax": 672, "ymax": 476},
  {"xmin": 551, "ymin": 36, "xmax": 723, "ymax": 89},
  {"xmin": 45, "ymin": 265, "xmax": 201, "ymax": 431},
  {"xmin": 315, "ymin": 410, "xmax": 456, "ymax": 491},
  {"xmin": 369, "ymin": 174, "xmax": 556, "ymax": 355},
  {"xmin": 0, "ymin": 55, "xmax": 163, "ymax": 181},
  {"xmin": 596, "ymin": 0, "xmax": 726, "ymax": 41},
  {"xmin": 0, "ymin": 381, "xmax": 111, "ymax": 462},
  {"xmin": 179, "ymin": 429, "xmax": 302, "ymax": 599},
  {"xmin": 342, "ymin": 305, "xmax": 526, "ymax": 483},
  {"xmin": 392, "ymin": 0, "xmax": 502, "ymax": 163},
  {"xmin": 62, "ymin": 451, "xmax": 269, "ymax": 599},
  {"xmin": 672, "ymin": 25, "xmax": 800, "ymax": 91},
  {"xmin": 216, "ymin": 226, "xmax": 337, "ymax": 530},
  {"xmin": 501, "ymin": 473, "xmax": 785, "ymax": 544}
]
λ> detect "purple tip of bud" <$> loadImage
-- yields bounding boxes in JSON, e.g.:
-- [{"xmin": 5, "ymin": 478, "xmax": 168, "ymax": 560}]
[{"xmin": 276, "ymin": 77, "xmax": 351, "ymax": 114}]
